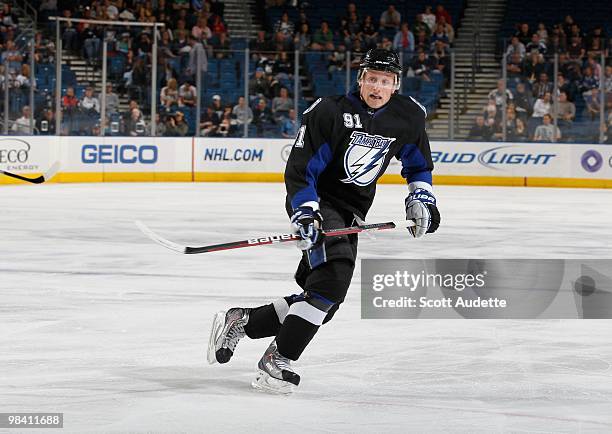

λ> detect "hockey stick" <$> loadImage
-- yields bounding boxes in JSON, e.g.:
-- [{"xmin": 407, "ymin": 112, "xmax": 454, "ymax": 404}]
[
  {"xmin": 135, "ymin": 219, "xmax": 416, "ymax": 254},
  {"xmin": 0, "ymin": 161, "xmax": 61, "ymax": 184}
]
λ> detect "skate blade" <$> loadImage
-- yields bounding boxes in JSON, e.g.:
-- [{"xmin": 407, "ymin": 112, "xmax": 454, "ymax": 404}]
[
  {"xmin": 251, "ymin": 369, "xmax": 294, "ymax": 395},
  {"xmin": 206, "ymin": 311, "xmax": 226, "ymax": 364}
]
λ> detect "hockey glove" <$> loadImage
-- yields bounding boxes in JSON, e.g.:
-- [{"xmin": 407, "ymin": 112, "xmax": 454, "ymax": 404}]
[
  {"xmin": 405, "ymin": 188, "xmax": 440, "ymax": 238},
  {"xmin": 290, "ymin": 205, "xmax": 324, "ymax": 251}
]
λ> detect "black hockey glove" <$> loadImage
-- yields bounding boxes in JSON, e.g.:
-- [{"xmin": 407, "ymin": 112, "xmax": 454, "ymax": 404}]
[
  {"xmin": 290, "ymin": 205, "xmax": 324, "ymax": 250},
  {"xmin": 405, "ymin": 188, "xmax": 440, "ymax": 238}
]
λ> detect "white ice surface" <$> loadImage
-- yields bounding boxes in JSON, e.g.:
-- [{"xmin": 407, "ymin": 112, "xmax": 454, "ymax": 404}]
[{"xmin": 1, "ymin": 182, "xmax": 612, "ymax": 433}]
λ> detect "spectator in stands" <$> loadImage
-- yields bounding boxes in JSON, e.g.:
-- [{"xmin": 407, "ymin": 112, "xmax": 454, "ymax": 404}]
[
  {"xmin": 567, "ymin": 36, "xmax": 585, "ymax": 61},
  {"xmin": 585, "ymin": 55, "xmax": 602, "ymax": 80},
  {"xmin": 513, "ymin": 82, "xmax": 533, "ymax": 122},
  {"xmin": 413, "ymin": 14, "xmax": 431, "ymax": 39},
  {"xmin": 507, "ymin": 53, "xmax": 524, "ymax": 80},
  {"xmin": 211, "ymin": 95, "xmax": 224, "ymax": 119},
  {"xmin": 410, "ymin": 50, "xmax": 432, "ymax": 81},
  {"xmin": 281, "ymin": 109, "xmax": 297, "ymax": 138},
  {"xmin": 421, "ymin": 6, "xmax": 436, "ymax": 33},
  {"xmin": 212, "ymin": 32, "xmax": 231, "ymax": 58},
  {"xmin": 523, "ymin": 51, "xmax": 546, "ymax": 85},
  {"xmin": 82, "ymin": 24, "xmax": 102, "ymax": 65},
  {"xmin": 1, "ymin": 3, "xmax": 19, "ymax": 31},
  {"xmin": 11, "ymin": 106, "xmax": 33, "ymax": 135},
  {"xmin": 161, "ymin": 78, "xmax": 179, "ymax": 110},
  {"xmin": 250, "ymin": 31, "xmax": 272, "ymax": 60},
  {"xmin": 534, "ymin": 114, "xmax": 561, "ymax": 142},
  {"xmin": 483, "ymin": 99, "xmax": 499, "ymax": 128},
  {"xmin": 2, "ymin": 41, "xmax": 22, "ymax": 72},
  {"xmin": 166, "ymin": 111, "xmax": 189, "ymax": 136},
  {"xmin": 580, "ymin": 66, "xmax": 599, "ymax": 96},
  {"xmin": 554, "ymin": 91, "xmax": 576, "ymax": 128},
  {"xmin": 15, "ymin": 64, "xmax": 34, "ymax": 92},
  {"xmin": 265, "ymin": 73, "xmax": 281, "ymax": 99},
  {"xmin": 186, "ymin": 34, "xmax": 208, "ymax": 81},
  {"xmin": 60, "ymin": 9, "xmax": 79, "ymax": 52},
  {"xmin": 431, "ymin": 40, "xmax": 450, "ymax": 82},
  {"xmin": 380, "ymin": 36, "xmax": 393, "ymax": 51},
  {"xmin": 272, "ymin": 87, "xmax": 293, "ymax": 122},
  {"xmin": 125, "ymin": 108, "xmax": 147, "ymax": 136},
  {"xmin": 380, "ymin": 5, "xmax": 401, "ymax": 31},
  {"xmin": 328, "ymin": 45, "xmax": 347, "ymax": 75},
  {"xmin": 584, "ymin": 88, "xmax": 602, "ymax": 121},
  {"xmin": 199, "ymin": 106, "xmax": 220, "ymax": 136},
  {"xmin": 555, "ymin": 74, "xmax": 576, "ymax": 102},
  {"xmin": 311, "ymin": 21, "xmax": 334, "ymax": 51},
  {"xmin": 585, "ymin": 26, "xmax": 608, "ymax": 57},
  {"xmin": 105, "ymin": 84, "xmax": 120, "ymax": 115},
  {"xmin": 514, "ymin": 23, "xmax": 531, "ymax": 46},
  {"xmin": 349, "ymin": 38, "xmax": 366, "ymax": 68},
  {"xmin": 430, "ymin": 23, "xmax": 450, "ymax": 49},
  {"xmin": 211, "ymin": 15, "xmax": 227, "ymax": 36},
  {"xmin": 467, "ymin": 115, "xmax": 492, "ymax": 141},
  {"xmin": 37, "ymin": 109, "xmax": 56, "ymax": 135},
  {"xmin": 506, "ymin": 36, "xmax": 526, "ymax": 61},
  {"xmin": 178, "ymin": 81, "xmax": 197, "ymax": 108},
  {"xmin": 530, "ymin": 92, "xmax": 552, "ymax": 135},
  {"xmin": 525, "ymin": 33, "xmax": 547, "ymax": 55},
  {"xmin": 232, "ymin": 96, "xmax": 253, "ymax": 128},
  {"xmin": 347, "ymin": 11, "xmax": 362, "ymax": 45},
  {"xmin": 80, "ymin": 87, "xmax": 100, "ymax": 115},
  {"xmin": 393, "ymin": 23, "xmax": 415, "ymax": 53},
  {"xmin": 533, "ymin": 23, "xmax": 547, "ymax": 43},
  {"xmin": 129, "ymin": 58, "xmax": 148, "ymax": 103},
  {"xmin": 547, "ymin": 31, "xmax": 566, "ymax": 55},
  {"xmin": 62, "ymin": 87, "xmax": 79, "ymax": 115},
  {"xmin": 274, "ymin": 51, "xmax": 293, "ymax": 80},
  {"xmin": 494, "ymin": 107, "xmax": 526, "ymax": 141},
  {"xmin": 488, "ymin": 79, "xmax": 513, "ymax": 109},
  {"xmin": 294, "ymin": 23, "xmax": 311, "ymax": 51},
  {"xmin": 532, "ymin": 73, "xmax": 554, "ymax": 99},
  {"xmin": 191, "ymin": 17, "xmax": 212, "ymax": 42},
  {"xmin": 605, "ymin": 65, "xmax": 612, "ymax": 95},
  {"xmin": 252, "ymin": 98, "xmax": 274, "ymax": 137},
  {"xmin": 217, "ymin": 106, "xmax": 235, "ymax": 137},
  {"xmin": 562, "ymin": 15, "xmax": 575, "ymax": 40},
  {"xmin": 273, "ymin": 12, "xmax": 294, "ymax": 46},
  {"xmin": 249, "ymin": 67, "xmax": 269, "ymax": 98},
  {"xmin": 414, "ymin": 31, "xmax": 429, "ymax": 52},
  {"xmin": 361, "ymin": 15, "xmax": 379, "ymax": 50},
  {"xmin": 437, "ymin": 16, "xmax": 454, "ymax": 44},
  {"xmin": 435, "ymin": 5, "xmax": 452, "ymax": 26}
]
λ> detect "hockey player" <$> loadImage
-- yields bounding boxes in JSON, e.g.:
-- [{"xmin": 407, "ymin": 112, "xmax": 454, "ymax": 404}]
[{"xmin": 207, "ymin": 48, "xmax": 440, "ymax": 393}]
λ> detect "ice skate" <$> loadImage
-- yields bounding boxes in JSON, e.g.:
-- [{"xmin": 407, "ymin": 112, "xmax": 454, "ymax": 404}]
[
  {"xmin": 207, "ymin": 308, "xmax": 250, "ymax": 364},
  {"xmin": 251, "ymin": 340, "xmax": 300, "ymax": 395}
]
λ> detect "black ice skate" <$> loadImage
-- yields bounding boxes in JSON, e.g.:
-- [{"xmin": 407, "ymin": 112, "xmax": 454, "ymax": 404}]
[
  {"xmin": 207, "ymin": 308, "xmax": 250, "ymax": 364},
  {"xmin": 252, "ymin": 340, "xmax": 300, "ymax": 394}
]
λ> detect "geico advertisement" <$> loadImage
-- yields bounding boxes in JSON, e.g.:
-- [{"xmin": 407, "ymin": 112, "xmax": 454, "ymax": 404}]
[
  {"xmin": 388, "ymin": 141, "xmax": 570, "ymax": 177},
  {"xmin": 195, "ymin": 138, "xmax": 292, "ymax": 173},
  {"xmin": 572, "ymin": 146, "xmax": 612, "ymax": 179},
  {"xmin": 61, "ymin": 137, "xmax": 191, "ymax": 172},
  {"xmin": 0, "ymin": 136, "xmax": 58, "ymax": 174}
]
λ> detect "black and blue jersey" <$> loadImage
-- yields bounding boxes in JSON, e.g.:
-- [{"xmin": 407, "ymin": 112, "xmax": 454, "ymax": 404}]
[{"xmin": 284, "ymin": 91, "xmax": 434, "ymax": 219}]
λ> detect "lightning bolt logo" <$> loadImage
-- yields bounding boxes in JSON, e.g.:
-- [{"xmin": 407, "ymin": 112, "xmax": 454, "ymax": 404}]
[{"xmin": 340, "ymin": 131, "xmax": 395, "ymax": 186}]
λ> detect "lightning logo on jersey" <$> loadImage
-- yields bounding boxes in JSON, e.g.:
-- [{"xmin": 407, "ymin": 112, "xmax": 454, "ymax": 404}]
[{"xmin": 340, "ymin": 131, "xmax": 395, "ymax": 186}]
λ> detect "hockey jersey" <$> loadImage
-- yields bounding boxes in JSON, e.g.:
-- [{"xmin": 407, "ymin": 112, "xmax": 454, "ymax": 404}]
[{"xmin": 284, "ymin": 91, "xmax": 434, "ymax": 219}]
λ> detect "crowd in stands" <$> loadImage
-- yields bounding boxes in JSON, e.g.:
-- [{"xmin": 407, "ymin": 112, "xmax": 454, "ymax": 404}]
[
  {"xmin": 469, "ymin": 16, "xmax": 612, "ymax": 143},
  {"xmin": 0, "ymin": 0, "xmax": 460, "ymax": 137}
]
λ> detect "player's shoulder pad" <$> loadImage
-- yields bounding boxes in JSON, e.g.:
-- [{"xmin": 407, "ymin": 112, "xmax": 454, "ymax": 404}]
[
  {"xmin": 394, "ymin": 94, "xmax": 428, "ymax": 118},
  {"xmin": 302, "ymin": 96, "xmax": 342, "ymax": 118}
]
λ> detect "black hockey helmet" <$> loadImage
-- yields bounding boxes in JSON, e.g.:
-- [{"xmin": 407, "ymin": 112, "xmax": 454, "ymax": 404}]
[{"xmin": 358, "ymin": 48, "xmax": 402, "ymax": 90}]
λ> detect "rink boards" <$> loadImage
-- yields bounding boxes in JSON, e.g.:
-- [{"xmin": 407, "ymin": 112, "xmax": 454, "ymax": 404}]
[{"xmin": 1, "ymin": 136, "xmax": 611, "ymax": 187}]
